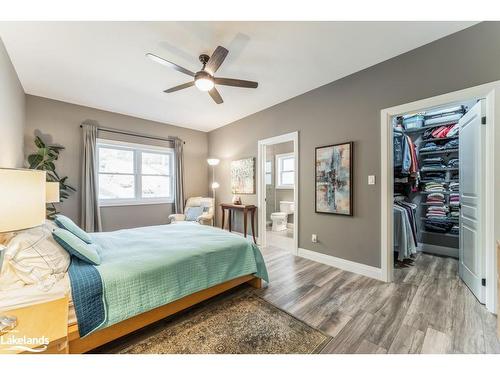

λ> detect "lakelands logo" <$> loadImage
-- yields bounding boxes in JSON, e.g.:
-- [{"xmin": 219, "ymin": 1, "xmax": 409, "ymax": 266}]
[{"xmin": 0, "ymin": 332, "xmax": 49, "ymax": 352}]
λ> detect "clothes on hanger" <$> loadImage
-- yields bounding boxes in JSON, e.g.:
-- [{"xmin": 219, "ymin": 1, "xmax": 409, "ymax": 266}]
[{"xmin": 393, "ymin": 200, "xmax": 418, "ymax": 261}]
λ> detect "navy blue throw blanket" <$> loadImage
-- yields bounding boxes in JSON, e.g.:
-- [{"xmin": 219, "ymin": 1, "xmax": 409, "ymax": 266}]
[{"xmin": 68, "ymin": 257, "xmax": 105, "ymax": 337}]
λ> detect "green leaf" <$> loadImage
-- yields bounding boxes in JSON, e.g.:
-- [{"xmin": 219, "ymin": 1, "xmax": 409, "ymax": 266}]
[
  {"xmin": 28, "ymin": 154, "xmax": 43, "ymax": 169},
  {"xmin": 34, "ymin": 136, "xmax": 46, "ymax": 149}
]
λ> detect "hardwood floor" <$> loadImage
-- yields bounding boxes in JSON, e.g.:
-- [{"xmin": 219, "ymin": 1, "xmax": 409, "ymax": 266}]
[{"xmin": 255, "ymin": 245, "xmax": 500, "ymax": 354}]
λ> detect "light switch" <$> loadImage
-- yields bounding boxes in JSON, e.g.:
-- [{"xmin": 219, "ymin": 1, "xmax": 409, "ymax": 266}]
[{"xmin": 368, "ymin": 175, "xmax": 376, "ymax": 185}]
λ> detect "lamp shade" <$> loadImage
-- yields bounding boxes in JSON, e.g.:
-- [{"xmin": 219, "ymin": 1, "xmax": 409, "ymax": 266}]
[
  {"xmin": 0, "ymin": 169, "xmax": 46, "ymax": 233},
  {"xmin": 46, "ymin": 182, "xmax": 60, "ymax": 203},
  {"xmin": 207, "ymin": 158, "xmax": 220, "ymax": 166}
]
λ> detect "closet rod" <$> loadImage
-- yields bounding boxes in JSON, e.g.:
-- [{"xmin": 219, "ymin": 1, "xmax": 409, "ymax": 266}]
[{"xmin": 79, "ymin": 124, "xmax": 185, "ymax": 144}]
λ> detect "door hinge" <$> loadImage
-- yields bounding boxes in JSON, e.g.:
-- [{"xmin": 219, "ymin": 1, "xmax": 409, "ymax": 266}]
[
  {"xmin": 481, "ymin": 116, "xmax": 487, "ymax": 125},
  {"xmin": 482, "ymin": 278, "xmax": 486, "ymax": 287}
]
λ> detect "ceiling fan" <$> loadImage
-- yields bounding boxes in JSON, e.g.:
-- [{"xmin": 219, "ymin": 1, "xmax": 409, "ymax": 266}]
[{"xmin": 146, "ymin": 46, "xmax": 258, "ymax": 104}]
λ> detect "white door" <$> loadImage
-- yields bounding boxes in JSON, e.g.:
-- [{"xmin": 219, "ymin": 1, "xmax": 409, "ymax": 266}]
[{"xmin": 459, "ymin": 101, "xmax": 485, "ymax": 303}]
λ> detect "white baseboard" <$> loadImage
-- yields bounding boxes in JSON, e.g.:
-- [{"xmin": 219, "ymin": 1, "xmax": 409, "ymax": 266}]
[{"xmin": 298, "ymin": 248, "xmax": 383, "ymax": 281}]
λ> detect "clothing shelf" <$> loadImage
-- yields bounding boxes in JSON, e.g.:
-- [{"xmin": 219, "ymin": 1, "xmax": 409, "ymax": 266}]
[
  {"xmin": 419, "ymin": 191, "xmax": 454, "ymax": 195},
  {"xmin": 420, "ymin": 167, "xmax": 459, "ymax": 172},
  {"xmin": 421, "ymin": 230, "xmax": 459, "ymax": 238},
  {"xmin": 404, "ymin": 120, "xmax": 459, "ymax": 133},
  {"xmin": 422, "ymin": 135, "xmax": 459, "ymax": 143},
  {"xmin": 418, "ymin": 148, "xmax": 459, "ymax": 156}
]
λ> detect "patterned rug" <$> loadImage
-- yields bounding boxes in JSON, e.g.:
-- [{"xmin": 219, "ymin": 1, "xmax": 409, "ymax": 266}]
[{"xmin": 119, "ymin": 288, "xmax": 331, "ymax": 354}]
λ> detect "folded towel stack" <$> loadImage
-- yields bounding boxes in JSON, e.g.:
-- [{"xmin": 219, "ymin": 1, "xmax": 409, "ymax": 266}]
[
  {"xmin": 424, "ymin": 218, "xmax": 453, "ymax": 233},
  {"xmin": 423, "ymin": 181, "xmax": 446, "ymax": 192},
  {"xmin": 449, "ymin": 193, "xmax": 460, "ymax": 207},
  {"xmin": 448, "ymin": 158, "xmax": 459, "ymax": 168},
  {"xmin": 449, "ymin": 182, "xmax": 459, "ymax": 192},
  {"xmin": 419, "ymin": 138, "xmax": 459, "ymax": 153},
  {"xmin": 426, "ymin": 205, "xmax": 449, "ymax": 219},
  {"xmin": 421, "ymin": 157, "xmax": 446, "ymax": 171},
  {"xmin": 450, "ymin": 225, "xmax": 460, "ymax": 235},
  {"xmin": 446, "ymin": 123, "xmax": 460, "ymax": 137},
  {"xmin": 450, "ymin": 208, "xmax": 460, "ymax": 217},
  {"xmin": 419, "ymin": 142, "xmax": 439, "ymax": 152},
  {"xmin": 426, "ymin": 192, "xmax": 445, "ymax": 204},
  {"xmin": 423, "ymin": 172, "xmax": 446, "ymax": 182},
  {"xmin": 443, "ymin": 138, "xmax": 459, "ymax": 149}
]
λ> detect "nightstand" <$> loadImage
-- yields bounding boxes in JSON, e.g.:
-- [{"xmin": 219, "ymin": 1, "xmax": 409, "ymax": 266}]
[{"xmin": 0, "ymin": 296, "xmax": 69, "ymax": 354}]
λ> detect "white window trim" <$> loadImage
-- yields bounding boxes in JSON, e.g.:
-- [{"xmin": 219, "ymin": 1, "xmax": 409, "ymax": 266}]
[
  {"xmin": 97, "ymin": 138, "xmax": 175, "ymax": 207},
  {"xmin": 275, "ymin": 152, "xmax": 295, "ymax": 189}
]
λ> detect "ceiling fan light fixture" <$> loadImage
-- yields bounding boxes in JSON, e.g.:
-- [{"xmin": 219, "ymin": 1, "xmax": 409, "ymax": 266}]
[{"xmin": 195, "ymin": 77, "xmax": 214, "ymax": 91}]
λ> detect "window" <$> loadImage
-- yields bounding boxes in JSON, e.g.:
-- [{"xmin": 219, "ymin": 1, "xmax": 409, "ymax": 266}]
[
  {"xmin": 276, "ymin": 152, "xmax": 295, "ymax": 189},
  {"xmin": 97, "ymin": 139, "xmax": 174, "ymax": 206},
  {"xmin": 265, "ymin": 161, "xmax": 272, "ymax": 185}
]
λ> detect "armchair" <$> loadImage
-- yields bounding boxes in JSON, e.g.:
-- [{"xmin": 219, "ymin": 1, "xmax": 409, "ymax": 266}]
[{"xmin": 168, "ymin": 197, "xmax": 215, "ymax": 225}]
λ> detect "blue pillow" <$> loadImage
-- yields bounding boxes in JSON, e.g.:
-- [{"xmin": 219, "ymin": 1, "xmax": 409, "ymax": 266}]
[
  {"xmin": 54, "ymin": 214, "xmax": 93, "ymax": 244},
  {"xmin": 185, "ymin": 206, "xmax": 204, "ymax": 221},
  {"xmin": 52, "ymin": 228, "xmax": 101, "ymax": 266}
]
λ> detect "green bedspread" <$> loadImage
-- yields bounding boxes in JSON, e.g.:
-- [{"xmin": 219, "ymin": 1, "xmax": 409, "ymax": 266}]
[{"xmin": 88, "ymin": 223, "xmax": 268, "ymax": 331}]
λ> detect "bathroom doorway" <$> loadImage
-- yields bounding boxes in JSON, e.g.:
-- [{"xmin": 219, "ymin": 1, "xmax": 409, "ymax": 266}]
[{"xmin": 257, "ymin": 132, "xmax": 298, "ymax": 254}]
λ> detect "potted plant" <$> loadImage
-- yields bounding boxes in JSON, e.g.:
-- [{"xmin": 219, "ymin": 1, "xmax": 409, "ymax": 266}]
[{"xmin": 27, "ymin": 136, "xmax": 76, "ymax": 218}]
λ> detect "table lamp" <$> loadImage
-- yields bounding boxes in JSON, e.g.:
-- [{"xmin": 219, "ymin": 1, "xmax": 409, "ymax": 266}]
[{"xmin": 0, "ymin": 168, "xmax": 46, "ymax": 335}]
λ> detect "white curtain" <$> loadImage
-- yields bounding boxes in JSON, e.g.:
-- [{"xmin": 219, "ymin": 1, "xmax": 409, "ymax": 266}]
[
  {"xmin": 80, "ymin": 123, "xmax": 102, "ymax": 232},
  {"xmin": 173, "ymin": 138, "xmax": 185, "ymax": 214}
]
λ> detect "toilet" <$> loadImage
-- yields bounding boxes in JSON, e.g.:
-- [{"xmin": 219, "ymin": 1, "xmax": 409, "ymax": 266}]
[{"xmin": 271, "ymin": 201, "xmax": 294, "ymax": 232}]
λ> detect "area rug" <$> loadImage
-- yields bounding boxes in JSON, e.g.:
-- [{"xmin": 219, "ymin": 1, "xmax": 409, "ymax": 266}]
[{"xmin": 120, "ymin": 289, "xmax": 331, "ymax": 354}]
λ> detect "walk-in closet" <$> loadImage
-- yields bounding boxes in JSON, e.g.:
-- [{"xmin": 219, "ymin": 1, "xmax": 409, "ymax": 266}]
[{"xmin": 392, "ymin": 98, "xmax": 486, "ymax": 303}]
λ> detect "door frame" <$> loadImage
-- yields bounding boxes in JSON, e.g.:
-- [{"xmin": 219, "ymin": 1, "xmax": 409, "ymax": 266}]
[
  {"xmin": 257, "ymin": 131, "xmax": 299, "ymax": 255},
  {"xmin": 380, "ymin": 81, "xmax": 500, "ymax": 313}
]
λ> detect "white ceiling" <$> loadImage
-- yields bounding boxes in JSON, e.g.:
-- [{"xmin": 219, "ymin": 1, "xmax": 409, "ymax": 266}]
[{"xmin": 0, "ymin": 21, "xmax": 476, "ymax": 132}]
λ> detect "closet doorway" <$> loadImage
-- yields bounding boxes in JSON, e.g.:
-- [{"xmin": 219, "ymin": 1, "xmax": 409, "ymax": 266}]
[
  {"xmin": 380, "ymin": 81, "xmax": 500, "ymax": 313},
  {"xmin": 257, "ymin": 132, "xmax": 299, "ymax": 255}
]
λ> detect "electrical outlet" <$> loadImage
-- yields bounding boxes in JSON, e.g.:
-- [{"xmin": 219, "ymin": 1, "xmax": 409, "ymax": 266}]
[
  {"xmin": 368, "ymin": 175, "xmax": 376, "ymax": 185},
  {"xmin": 311, "ymin": 234, "xmax": 318, "ymax": 243}
]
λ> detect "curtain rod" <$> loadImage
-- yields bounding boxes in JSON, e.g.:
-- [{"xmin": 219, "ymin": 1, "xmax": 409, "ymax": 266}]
[{"xmin": 79, "ymin": 124, "xmax": 185, "ymax": 144}]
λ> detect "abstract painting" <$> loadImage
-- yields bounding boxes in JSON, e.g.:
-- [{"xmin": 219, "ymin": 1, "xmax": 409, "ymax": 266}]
[
  {"xmin": 231, "ymin": 157, "xmax": 255, "ymax": 194},
  {"xmin": 315, "ymin": 142, "xmax": 353, "ymax": 215}
]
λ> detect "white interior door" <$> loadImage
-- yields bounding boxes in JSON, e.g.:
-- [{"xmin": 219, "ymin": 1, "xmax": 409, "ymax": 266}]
[{"xmin": 459, "ymin": 101, "xmax": 485, "ymax": 303}]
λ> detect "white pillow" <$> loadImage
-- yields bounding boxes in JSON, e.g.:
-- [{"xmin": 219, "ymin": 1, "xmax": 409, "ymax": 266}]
[{"xmin": 0, "ymin": 221, "xmax": 70, "ymax": 291}]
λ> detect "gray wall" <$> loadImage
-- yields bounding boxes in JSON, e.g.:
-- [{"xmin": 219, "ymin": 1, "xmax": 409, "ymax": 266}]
[
  {"xmin": 25, "ymin": 95, "xmax": 209, "ymax": 231},
  {"xmin": 208, "ymin": 22, "xmax": 500, "ymax": 267},
  {"xmin": 0, "ymin": 37, "xmax": 25, "ymax": 168}
]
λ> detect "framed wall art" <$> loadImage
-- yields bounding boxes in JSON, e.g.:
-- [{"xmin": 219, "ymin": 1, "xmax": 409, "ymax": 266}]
[
  {"xmin": 315, "ymin": 142, "xmax": 353, "ymax": 215},
  {"xmin": 231, "ymin": 157, "xmax": 255, "ymax": 194}
]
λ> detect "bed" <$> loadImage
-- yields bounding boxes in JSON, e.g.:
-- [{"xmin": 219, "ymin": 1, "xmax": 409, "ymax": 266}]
[{"xmin": 0, "ymin": 221, "xmax": 268, "ymax": 354}]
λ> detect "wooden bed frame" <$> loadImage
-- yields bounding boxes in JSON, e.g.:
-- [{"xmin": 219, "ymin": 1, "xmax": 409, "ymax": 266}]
[{"xmin": 67, "ymin": 275, "xmax": 262, "ymax": 353}]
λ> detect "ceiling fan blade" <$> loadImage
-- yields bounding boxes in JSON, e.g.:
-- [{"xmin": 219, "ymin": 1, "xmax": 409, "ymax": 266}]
[
  {"xmin": 208, "ymin": 87, "xmax": 223, "ymax": 104},
  {"xmin": 205, "ymin": 46, "xmax": 229, "ymax": 75},
  {"xmin": 214, "ymin": 77, "xmax": 258, "ymax": 89},
  {"xmin": 163, "ymin": 81, "xmax": 194, "ymax": 93},
  {"xmin": 146, "ymin": 53, "xmax": 195, "ymax": 77}
]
